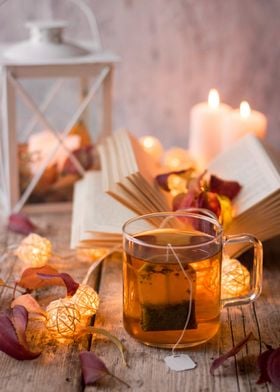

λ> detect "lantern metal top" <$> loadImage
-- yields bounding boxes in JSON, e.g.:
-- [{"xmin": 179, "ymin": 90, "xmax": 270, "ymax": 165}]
[
  {"xmin": 0, "ymin": 0, "xmax": 120, "ymax": 66},
  {"xmin": 4, "ymin": 20, "xmax": 94, "ymax": 63}
]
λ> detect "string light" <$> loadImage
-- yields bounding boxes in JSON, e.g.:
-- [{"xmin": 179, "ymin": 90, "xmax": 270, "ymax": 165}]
[
  {"xmin": 15, "ymin": 233, "xmax": 52, "ymax": 267},
  {"xmin": 46, "ymin": 298, "xmax": 81, "ymax": 339},
  {"xmin": 71, "ymin": 284, "xmax": 100, "ymax": 317},
  {"xmin": 221, "ymin": 256, "xmax": 250, "ymax": 299}
]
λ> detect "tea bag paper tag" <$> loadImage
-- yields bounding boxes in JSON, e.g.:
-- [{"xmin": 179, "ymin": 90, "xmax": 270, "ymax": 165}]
[{"xmin": 164, "ymin": 354, "xmax": 197, "ymax": 371}]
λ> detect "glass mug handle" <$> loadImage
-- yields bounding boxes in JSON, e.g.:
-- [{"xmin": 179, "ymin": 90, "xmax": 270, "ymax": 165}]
[{"xmin": 222, "ymin": 234, "xmax": 263, "ymax": 307}]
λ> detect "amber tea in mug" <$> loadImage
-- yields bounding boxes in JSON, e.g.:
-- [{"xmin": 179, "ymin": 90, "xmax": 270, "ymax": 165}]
[{"xmin": 122, "ymin": 211, "xmax": 262, "ymax": 348}]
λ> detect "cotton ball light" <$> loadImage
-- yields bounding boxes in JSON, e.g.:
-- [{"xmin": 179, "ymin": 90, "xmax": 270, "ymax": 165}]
[
  {"xmin": 221, "ymin": 256, "xmax": 250, "ymax": 299},
  {"xmin": 71, "ymin": 284, "xmax": 100, "ymax": 317},
  {"xmin": 46, "ymin": 298, "xmax": 81, "ymax": 339},
  {"xmin": 15, "ymin": 233, "xmax": 52, "ymax": 267},
  {"xmin": 163, "ymin": 148, "xmax": 196, "ymax": 171}
]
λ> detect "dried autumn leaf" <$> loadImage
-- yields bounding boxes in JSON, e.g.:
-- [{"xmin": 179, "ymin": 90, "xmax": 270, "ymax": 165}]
[
  {"xmin": 267, "ymin": 347, "xmax": 280, "ymax": 388},
  {"xmin": 11, "ymin": 294, "xmax": 45, "ymax": 316},
  {"xmin": 62, "ymin": 145, "xmax": 93, "ymax": 175},
  {"xmin": 257, "ymin": 346, "xmax": 274, "ymax": 384},
  {"xmin": 172, "ymin": 191, "xmax": 197, "ymax": 211},
  {"xmin": 156, "ymin": 169, "xmax": 194, "ymax": 192},
  {"xmin": 197, "ymin": 191, "xmax": 221, "ymax": 219},
  {"xmin": 209, "ymin": 175, "xmax": 242, "ymax": 201},
  {"xmin": 37, "ymin": 272, "xmax": 79, "ymax": 296},
  {"xmin": 210, "ymin": 332, "xmax": 254, "ymax": 375},
  {"xmin": 80, "ymin": 351, "xmax": 110, "ymax": 385},
  {"xmin": 17, "ymin": 266, "xmax": 63, "ymax": 290},
  {"xmin": 0, "ymin": 305, "xmax": 41, "ymax": 360},
  {"xmin": 79, "ymin": 351, "xmax": 129, "ymax": 388},
  {"xmin": 8, "ymin": 213, "xmax": 37, "ymax": 235}
]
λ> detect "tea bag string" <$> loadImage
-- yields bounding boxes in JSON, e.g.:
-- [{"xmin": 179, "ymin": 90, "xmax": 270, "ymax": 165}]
[{"xmin": 167, "ymin": 243, "xmax": 193, "ymax": 356}]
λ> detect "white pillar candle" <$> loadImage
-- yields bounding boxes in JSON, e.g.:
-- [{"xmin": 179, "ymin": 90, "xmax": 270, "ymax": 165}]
[
  {"xmin": 223, "ymin": 101, "xmax": 267, "ymax": 149},
  {"xmin": 188, "ymin": 89, "xmax": 232, "ymax": 168}
]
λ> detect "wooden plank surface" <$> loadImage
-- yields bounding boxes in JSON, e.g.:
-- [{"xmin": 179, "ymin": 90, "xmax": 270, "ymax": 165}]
[
  {"xmin": 89, "ymin": 239, "xmax": 280, "ymax": 392},
  {"xmin": 0, "ymin": 213, "xmax": 279, "ymax": 392},
  {"xmin": 0, "ymin": 213, "xmax": 99, "ymax": 392}
]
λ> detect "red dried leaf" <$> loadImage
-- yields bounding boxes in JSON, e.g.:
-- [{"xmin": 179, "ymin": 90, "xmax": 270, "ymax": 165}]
[
  {"xmin": 17, "ymin": 266, "xmax": 63, "ymax": 290},
  {"xmin": 8, "ymin": 213, "xmax": 37, "ymax": 235},
  {"xmin": 197, "ymin": 191, "xmax": 221, "ymax": 218},
  {"xmin": 37, "ymin": 272, "xmax": 79, "ymax": 296},
  {"xmin": 0, "ymin": 305, "xmax": 40, "ymax": 360},
  {"xmin": 62, "ymin": 145, "xmax": 93, "ymax": 175},
  {"xmin": 257, "ymin": 347, "xmax": 274, "ymax": 384},
  {"xmin": 209, "ymin": 175, "xmax": 241, "ymax": 201},
  {"xmin": 11, "ymin": 294, "xmax": 45, "ymax": 316},
  {"xmin": 80, "ymin": 351, "xmax": 110, "ymax": 385},
  {"xmin": 79, "ymin": 351, "xmax": 129, "ymax": 388},
  {"xmin": 156, "ymin": 169, "xmax": 194, "ymax": 192},
  {"xmin": 210, "ymin": 332, "xmax": 253, "ymax": 375},
  {"xmin": 267, "ymin": 347, "xmax": 280, "ymax": 388},
  {"xmin": 172, "ymin": 191, "xmax": 197, "ymax": 211},
  {"xmin": 188, "ymin": 170, "xmax": 207, "ymax": 194}
]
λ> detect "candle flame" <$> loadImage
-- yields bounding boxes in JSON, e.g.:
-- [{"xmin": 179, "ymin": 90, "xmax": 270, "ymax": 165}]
[
  {"xmin": 208, "ymin": 89, "xmax": 220, "ymax": 109},
  {"xmin": 141, "ymin": 136, "xmax": 156, "ymax": 149},
  {"xmin": 240, "ymin": 101, "xmax": 251, "ymax": 119}
]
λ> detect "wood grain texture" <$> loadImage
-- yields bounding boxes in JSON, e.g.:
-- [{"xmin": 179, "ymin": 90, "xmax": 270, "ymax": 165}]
[
  {"xmin": 0, "ymin": 0, "xmax": 279, "ymax": 150},
  {"xmin": 89, "ymin": 242, "xmax": 279, "ymax": 392},
  {"xmin": 0, "ymin": 213, "xmax": 99, "ymax": 392},
  {"xmin": 0, "ymin": 213, "xmax": 279, "ymax": 391}
]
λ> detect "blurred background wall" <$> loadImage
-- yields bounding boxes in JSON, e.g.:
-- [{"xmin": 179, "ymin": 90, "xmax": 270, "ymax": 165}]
[{"xmin": 0, "ymin": 0, "xmax": 279, "ymax": 149}]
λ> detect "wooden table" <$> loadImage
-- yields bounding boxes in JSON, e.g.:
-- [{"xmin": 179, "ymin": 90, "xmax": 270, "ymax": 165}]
[{"xmin": 0, "ymin": 212, "xmax": 279, "ymax": 392}]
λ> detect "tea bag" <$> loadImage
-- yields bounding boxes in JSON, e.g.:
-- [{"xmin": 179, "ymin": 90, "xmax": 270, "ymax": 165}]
[{"xmin": 137, "ymin": 259, "xmax": 197, "ymax": 331}]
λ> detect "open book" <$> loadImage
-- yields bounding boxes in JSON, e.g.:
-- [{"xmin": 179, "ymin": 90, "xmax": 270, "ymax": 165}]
[{"xmin": 71, "ymin": 130, "xmax": 280, "ymax": 250}]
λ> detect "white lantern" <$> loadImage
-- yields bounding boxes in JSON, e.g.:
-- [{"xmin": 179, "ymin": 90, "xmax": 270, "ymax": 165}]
[{"xmin": 0, "ymin": 1, "xmax": 119, "ymax": 215}]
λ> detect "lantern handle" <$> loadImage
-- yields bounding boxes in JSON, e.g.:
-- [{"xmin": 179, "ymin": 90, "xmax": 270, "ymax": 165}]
[{"xmin": 66, "ymin": 0, "xmax": 102, "ymax": 50}]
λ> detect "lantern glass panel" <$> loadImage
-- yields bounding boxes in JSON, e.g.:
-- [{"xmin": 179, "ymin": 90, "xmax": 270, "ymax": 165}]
[{"xmin": 16, "ymin": 76, "xmax": 102, "ymax": 206}]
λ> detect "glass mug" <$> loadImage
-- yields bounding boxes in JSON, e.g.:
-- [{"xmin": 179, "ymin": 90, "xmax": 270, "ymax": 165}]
[{"xmin": 122, "ymin": 210, "xmax": 263, "ymax": 348}]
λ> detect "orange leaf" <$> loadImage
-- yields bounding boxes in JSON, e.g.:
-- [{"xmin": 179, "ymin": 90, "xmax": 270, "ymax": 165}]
[{"xmin": 17, "ymin": 266, "xmax": 64, "ymax": 290}]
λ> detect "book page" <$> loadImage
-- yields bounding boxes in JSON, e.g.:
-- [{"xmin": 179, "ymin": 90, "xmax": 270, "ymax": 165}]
[
  {"xmin": 71, "ymin": 171, "xmax": 135, "ymax": 248},
  {"xmin": 208, "ymin": 135, "xmax": 280, "ymax": 215}
]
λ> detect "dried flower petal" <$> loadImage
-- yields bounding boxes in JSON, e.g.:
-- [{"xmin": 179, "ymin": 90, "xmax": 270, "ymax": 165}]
[
  {"xmin": 37, "ymin": 272, "xmax": 79, "ymax": 296},
  {"xmin": 80, "ymin": 351, "xmax": 110, "ymax": 385},
  {"xmin": 0, "ymin": 305, "xmax": 40, "ymax": 360},
  {"xmin": 8, "ymin": 213, "xmax": 37, "ymax": 235},
  {"xmin": 267, "ymin": 347, "xmax": 280, "ymax": 387},
  {"xmin": 197, "ymin": 191, "xmax": 221, "ymax": 218},
  {"xmin": 257, "ymin": 347, "xmax": 274, "ymax": 384},
  {"xmin": 156, "ymin": 169, "xmax": 194, "ymax": 192},
  {"xmin": 172, "ymin": 191, "xmax": 197, "ymax": 211},
  {"xmin": 79, "ymin": 351, "xmax": 129, "ymax": 388},
  {"xmin": 209, "ymin": 175, "xmax": 241, "ymax": 200},
  {"xmin": 62, "ymin": 145, "xmax": 93, "ymax": 175},
  {"xmin": 210, "ymin": 332, "xmax": 254, "ymax": 375}
]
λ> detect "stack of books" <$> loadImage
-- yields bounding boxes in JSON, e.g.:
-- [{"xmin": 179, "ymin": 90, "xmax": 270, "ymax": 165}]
[{"xmin": 71, "ymin": 129, "xmax": 280, "ymax": 252}]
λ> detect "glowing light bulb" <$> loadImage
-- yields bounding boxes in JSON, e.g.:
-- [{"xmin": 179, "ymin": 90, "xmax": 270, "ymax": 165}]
[
  {"xmin": 15, "ymin": 233, "xmax": 52, "ymax": 267},
  {"xmin": 221, "ymin": 256, "xmax": 250, "ymax": 299},
  {"xmin": 240, "ymin": 101, "xmax": 251, "ymax": 119},
  {"xmin": 71, "ymin": 284, "xmax": 100, "ymax": 317},
  {"xmin": 46, "ymin": 298, "xmax": 81, "ymax": 339},
  {"xmin": 208, "ymin": 89, "xmax": 220, "ymax": 109}
]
